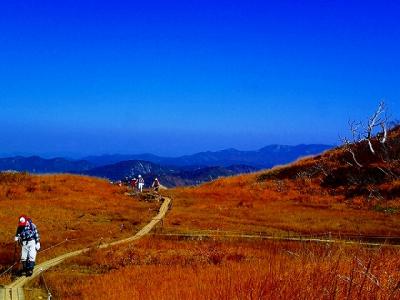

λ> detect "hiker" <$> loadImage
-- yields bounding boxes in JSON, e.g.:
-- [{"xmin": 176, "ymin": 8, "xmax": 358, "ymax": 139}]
[
  {"xmin": 131, "ymin": 177, "xmax": 138, "ymax": 191},
  {"xmin": 14, "ymin": 215, "xmax": 40, "ymax": 277},
  {"xmin": 138, "ymin": 175, "xmax": 145, "ymax": 192},
  {"xmin": 152, "ymin": 177, "xmax": 160, "ymax": 192}
]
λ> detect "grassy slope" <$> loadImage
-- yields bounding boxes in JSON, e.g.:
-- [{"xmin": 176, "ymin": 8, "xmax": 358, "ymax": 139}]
[
  {"xmin": 0, "ymin": 173, "xmax": 157, "ymax": 284},
  {"xmin": 162, "ymin": 127, "xmax": 400, "ymax": 237},
  {"xmin": 163, "ymin": 175, "xmax": 400, "ymax": 237}
]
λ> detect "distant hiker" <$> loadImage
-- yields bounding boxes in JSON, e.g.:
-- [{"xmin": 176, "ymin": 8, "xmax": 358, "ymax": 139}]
[
  {"xmin": 14, "ymin": 215, "xmax": 40, "ymax": 277},
  {"xmin": 131, "ymin": 177, "xmax": 138, "ymax": 191},
  {"xmin": 124, "ymin": 176, "xmax": 131, "ymax": 185},
  {"xmin": 138, "ymin": 175, "xmax": 145, "ymax": 192},
  {"xmin": 152, "ymin": 177, "xmax": 160, "ymax": 192}
]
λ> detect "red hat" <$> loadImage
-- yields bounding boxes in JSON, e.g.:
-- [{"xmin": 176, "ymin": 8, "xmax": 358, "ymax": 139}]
[{"xmin": 18, "ymin": 215, "xmax": 28, "ymax": 226}]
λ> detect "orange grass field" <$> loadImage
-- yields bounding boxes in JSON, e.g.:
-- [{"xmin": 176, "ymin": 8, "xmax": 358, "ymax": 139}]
[
  {"xmin": 1, "ymin": 128, "xmax": 399, "ymax": 299},
  {"xmin": 30, "ymin": 236, "xmax": 400, "ymax": 299},
  {"xmin": 162, "ymin": 173, "xmax": 400, "ymax": 237},
  {"xmin": 162, "ymin": 128, "xmax": 400, "ymax": 237},
  {"xmin": 0, "ymin": 173, "xmax": 157, "ymax": 284}
]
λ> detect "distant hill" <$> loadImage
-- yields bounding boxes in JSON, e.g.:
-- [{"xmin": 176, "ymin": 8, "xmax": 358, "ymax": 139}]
[
  {"xmin": 162, "ymin": 144, "xmax": 332, "ymax": 168},
  {"xmin": 83, "ymin": 144, "xmax": 332, "ymax": 168},
  {"xmin": 83, "ymin": 153, "xmax": 164, "ymax": 167},
  {"xmin": 0, "ymin": 156, "xmax": 94, "ymax": 173},
  {"xmin": 84, "ymin": 160, "xmax": 258, "ymax": 187}
]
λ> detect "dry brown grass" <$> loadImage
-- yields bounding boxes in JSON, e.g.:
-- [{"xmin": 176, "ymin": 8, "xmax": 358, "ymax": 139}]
[
  {"xmin": 36, "ymin": 236, "xmax": 400, "ymax": 299},
  {"xmin": 0, "ymin": 173, "xmax": 157, "ymax": 284},
  {"xmin": 162, "ymin": 174, "xmax": 400, "ymax": 237},
  {"xmin": 161, "ymin": 127, "xmax": 400, "ymax": 237},
  {"xmin": 2, "ymin": 127, "xmax": 400, "ymax": 298}
]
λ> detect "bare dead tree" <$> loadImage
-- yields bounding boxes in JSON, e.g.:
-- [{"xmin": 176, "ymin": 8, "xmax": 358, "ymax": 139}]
[
  {"xmin": 338, "ymin": 101, "xmax": 400, "ymax": 208},
  {"xmin": 340, "ymin": 101, "xmax": 388, "ymax": 167},
  {"xmin": 362, "ymin": 101, "xmax": 387, "ymax": 154}
]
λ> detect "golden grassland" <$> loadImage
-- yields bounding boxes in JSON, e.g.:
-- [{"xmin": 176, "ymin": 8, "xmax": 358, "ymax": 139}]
[
  {"xmin": 33, "ymin": 236, "xmax": 400, "ymax": 299},
  {"xmin": 162, "ymin": 173, "xmax": 400, "ymax": 237},
  {"xmin": 0, "ymin": 173, "xmax": 157, "ymax": 284},
  {"xmin": 1, "ymin": 128, "xmax": 399, "ymax": 298},
  {"xmin": 162, "ymin": 127, "xmax": 400, "ymax": 237}
]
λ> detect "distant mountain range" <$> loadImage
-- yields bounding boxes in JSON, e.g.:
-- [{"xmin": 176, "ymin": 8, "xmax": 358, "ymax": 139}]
[
  {"xmin": 0, "ymin": 144, "xmax": 332, "ymax": 187},
  {"xmin": 83, "ymin": 144, "xmax": 332, "ymax": 168}
]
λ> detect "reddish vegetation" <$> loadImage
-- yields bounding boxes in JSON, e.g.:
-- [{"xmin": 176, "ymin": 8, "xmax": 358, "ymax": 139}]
[
  {"xmin": 163, "ymin": 126, "xmax": 400, "ymax": 236},
  {"xmin": 37, "ymin": 237, "xmax": 400, "ymax": 299},
  {"xmin": 164, "ymin": 176, "xmax": 400, "ymax": 237},
  {"xmin": 0, "ymin": 173, "xmax": 156, "ymax": 284},
  {"xmin": 1, "ymin": 127, "xmax": 399, "ymax": 299}
]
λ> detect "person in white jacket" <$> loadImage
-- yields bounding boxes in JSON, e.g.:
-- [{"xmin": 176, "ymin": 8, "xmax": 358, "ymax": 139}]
[
  {"xmin": 138, "ymin": 175, "xmax": 145, "ymax": 192},
  {"xmin": 14, "ymin": 215, "xmax": 40, "ymax": 277}
]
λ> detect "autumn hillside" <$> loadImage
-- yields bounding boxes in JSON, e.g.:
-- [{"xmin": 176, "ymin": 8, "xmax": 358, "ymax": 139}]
[
  {"xmin": 259, "ymin": 125, "xmax": 400, "ymax": 200},
  {"xmin": 164, "ymin": 125, "xmax": 400, "ymax": 237}
]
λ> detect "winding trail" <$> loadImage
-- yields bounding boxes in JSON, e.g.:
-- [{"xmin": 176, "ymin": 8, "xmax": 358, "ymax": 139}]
[{"xmin": 0, "ymin": 196, "xmax": 171, "ymax": 300}]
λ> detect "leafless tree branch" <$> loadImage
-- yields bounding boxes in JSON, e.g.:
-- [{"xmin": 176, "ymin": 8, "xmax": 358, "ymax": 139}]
[
  {"xmin": 341, "ymin": 136, "xmax": 363, "ymax": 168},
  {"xmin": 342, "ymin": 101, "xmax": 388, "ymax": 165}
]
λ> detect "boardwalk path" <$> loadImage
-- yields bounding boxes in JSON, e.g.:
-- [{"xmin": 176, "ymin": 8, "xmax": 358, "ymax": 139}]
[{"xmin": 0, "ymin": 196, "xmax": 171, "ymax": 300}]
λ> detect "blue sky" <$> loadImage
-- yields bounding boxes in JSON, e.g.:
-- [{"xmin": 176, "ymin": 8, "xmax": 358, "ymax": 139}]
[{"xmin": 0, "ymin": 0, "xmax": 399, "ymax": 157}]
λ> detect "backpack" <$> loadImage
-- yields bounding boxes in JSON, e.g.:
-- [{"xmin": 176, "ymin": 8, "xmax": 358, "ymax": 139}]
[{"xmin": 19, "ymin": 219, "xmax": 37, "ymax": 241}]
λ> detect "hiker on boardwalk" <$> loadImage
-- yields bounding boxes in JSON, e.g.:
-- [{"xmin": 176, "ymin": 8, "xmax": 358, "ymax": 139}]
[
  {"xmin": 152, "ymin": 177, "xmax": 160, "ymax": 192},
  {"xmin": 138, "ymin": 175, "xmax": 145, "ymax": 192},
  {"xmin": 14, "ymin": 215, "xmax": 40, "ymax": 277}
]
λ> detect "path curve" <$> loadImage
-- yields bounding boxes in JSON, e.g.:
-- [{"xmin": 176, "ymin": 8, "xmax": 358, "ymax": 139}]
[{"xmin": 0, "ymin": 196, "xmax": 171, "ymax": 300}]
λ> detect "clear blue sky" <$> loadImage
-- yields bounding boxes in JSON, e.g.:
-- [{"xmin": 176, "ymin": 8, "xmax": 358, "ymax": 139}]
[{"xmin": 0, "ymin": 0, "xmax": 399, "ymax": 157}]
